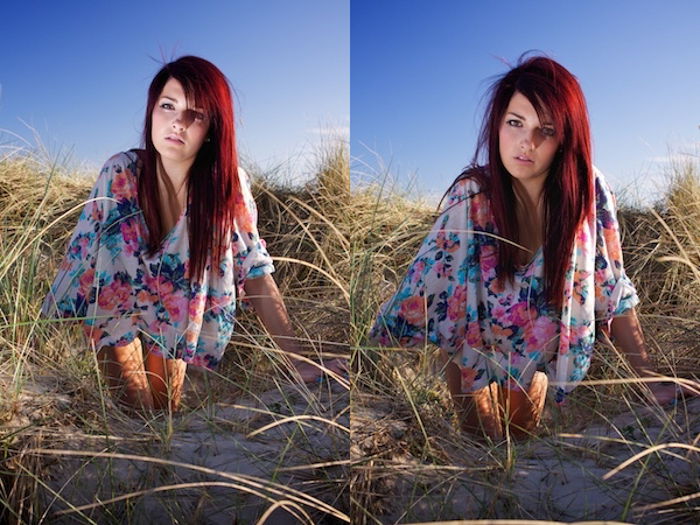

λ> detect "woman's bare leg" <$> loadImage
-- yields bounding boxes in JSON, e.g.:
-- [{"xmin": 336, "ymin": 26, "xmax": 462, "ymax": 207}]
[
  {"xmin": 441, "ymin": 351, "xmax": 503, "ymax": 439},
  {"xmin": 97, "ymin": 338, "xmax": 154, "ymax": 411},
  {"xmin": 500, "ymin": 371, "xmax": 548, "ymax": 438},
  {"xmin": 143, "ymin": 349, "xmax": 187, "ymax": 411}
]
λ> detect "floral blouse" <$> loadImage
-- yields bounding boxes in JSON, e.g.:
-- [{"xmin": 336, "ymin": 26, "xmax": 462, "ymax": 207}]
[
  {"xmin": 41, "ymin": 150, "xmax": 274, "ymax": 369},
  {"xmin": 370, "ymin": 168, "xmax": 638, "ymax": 403}
]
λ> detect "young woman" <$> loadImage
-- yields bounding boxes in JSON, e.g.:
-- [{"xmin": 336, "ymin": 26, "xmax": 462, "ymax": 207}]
[
  {"xmin": 370, "ymin": 55, "xmax": 688, "ymax": 439},
  {"xmin": 42, "ymin": 56, "xmax": 345, "ymax": 413}
]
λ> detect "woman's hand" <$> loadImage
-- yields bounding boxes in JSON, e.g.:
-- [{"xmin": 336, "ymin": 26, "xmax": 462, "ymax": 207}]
[
  {"xmin": 292, "ymin": 358, "xmax": 348, "ymax": 384},
  {"xmin": 646, "ymin": 378, "xmax": 700, "ymax": 406},
  {"xmin": 243, "ymin": 275, "xmax": 348, "ymax": 385}
]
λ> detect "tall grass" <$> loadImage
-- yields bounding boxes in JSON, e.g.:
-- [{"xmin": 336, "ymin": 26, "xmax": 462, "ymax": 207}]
[
  {"xmin": 350, "ymin": 159, "xmax": 700, "ymax": 524},
  {"xmin": 0, "ymin": 140, "xmax": 350, "ymax": 524}
]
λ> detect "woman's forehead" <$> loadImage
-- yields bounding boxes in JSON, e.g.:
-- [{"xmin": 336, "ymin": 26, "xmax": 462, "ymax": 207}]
[
  {"xmin": 159, "ymin": 77, "xmax": 202, "ymax": 108},
  {"xmin": 507, "ymin": 92, "xmax": 553, "ymax": 125}
]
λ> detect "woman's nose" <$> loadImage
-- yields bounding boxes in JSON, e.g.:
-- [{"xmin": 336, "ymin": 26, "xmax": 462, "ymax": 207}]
[
  {"xmin": 172, "ymin": 110, "xmax": 196, "ymax": 130},
  {"xmin": 171, "ymin": 115, "xmax": 186, "ymax": 131},
  {"xmin": 520, "ymin": 129, "xmax": 542, "ymax": 150}
]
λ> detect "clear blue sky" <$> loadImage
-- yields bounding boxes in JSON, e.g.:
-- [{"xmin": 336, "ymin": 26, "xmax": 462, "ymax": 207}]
[
  {"xmin": 0, "ymin": 0, "xmax": 349, "ymax": 183},
  {"xmin": 351, "ymin": 0, "xmax": 700, "ymax": 206}
]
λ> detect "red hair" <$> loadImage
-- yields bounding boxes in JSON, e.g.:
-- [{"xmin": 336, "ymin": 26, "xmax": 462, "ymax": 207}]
[
  {"xmin": 139, "ymin": 55, "xmax": 239, "ymax": 283},
  {"xmin": 457, "ymin": 54, "xmax": 594, "ymax": 310}
]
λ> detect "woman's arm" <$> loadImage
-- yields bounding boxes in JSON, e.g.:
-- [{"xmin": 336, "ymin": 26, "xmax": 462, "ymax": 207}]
[
  {"xmin": 610, "ymin": 308, "xmax": 696, "ymax": 403},
  {"xmin": 243, "ymin": 274, "xmax": 346, "ymax": 383}
]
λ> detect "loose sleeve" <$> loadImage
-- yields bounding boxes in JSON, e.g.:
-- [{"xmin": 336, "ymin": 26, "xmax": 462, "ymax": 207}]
[
  {"xmin": 41, "ymin": 154, "xmax": 126, "ymax": 319},
  {"xmin": 369, "ymin": 177, "xmax": 481, "ymax": 352},
  {"xmin": 232, "ymin": 167, "xmax": 275, "ymax": 298},
  {"xmin": 592, "ymin": 169, "xmax": 640, "ymax": 323}
]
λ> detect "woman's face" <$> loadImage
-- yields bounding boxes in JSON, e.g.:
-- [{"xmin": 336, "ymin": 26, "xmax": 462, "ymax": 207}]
[
  {"xmin": 498, "ymin": 91, "xmax": 560, "ymax": 186},
  {"xmin": 151, "ymin": 77, "xmax": 210, "ymax": 170}
]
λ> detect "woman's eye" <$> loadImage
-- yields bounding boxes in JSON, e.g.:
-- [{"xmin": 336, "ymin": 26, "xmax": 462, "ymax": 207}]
[
  {"xmin": 194, "ymin": 112, "xmax": 205, "ymax": 121},
  {"xmin": 506, "ymin": 119, "xmax": 521, "ymax": 127},
  {"xmin": 541, "ymin": 127, "xmax": 556, "ymax": 137},
  {"xmin": 160, "ymin": 102, "xmax": 174, "ymax": 110}
]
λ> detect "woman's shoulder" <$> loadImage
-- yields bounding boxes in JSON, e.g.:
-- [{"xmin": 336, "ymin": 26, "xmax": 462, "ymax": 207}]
[
  {"xmin": 100, "ymin": 150, "xmax": 143, "ymax": 177},
  {"xmin": 441, "ymin": 166, "xmax": 488, "ymax": 209},
  {"xmin": 92, "ymin": 150, "xmax": 142, "ymax": 201},
  {"xmin": 591, "ymin": 166, "xmax": 616, "ymax": 207}
]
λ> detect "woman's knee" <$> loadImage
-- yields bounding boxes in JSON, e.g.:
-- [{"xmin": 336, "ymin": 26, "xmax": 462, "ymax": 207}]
[
  {"xmin": 144, "ymin": 351, "xmax": 187, "ymax": 411},
  {"xmin": 502, "ymin": 373, "xmax": 548, "ymax": 437},
  {"xmin": 97, "ymin": 342, "xmax": 154, "ymax": 411}
]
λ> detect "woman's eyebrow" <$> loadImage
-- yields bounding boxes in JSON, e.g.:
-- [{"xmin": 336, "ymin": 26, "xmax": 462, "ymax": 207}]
[
  {"xmin": 160, "ymin": 94, "xmax": 204, "ymax": 112},
  {"xmin": 507, "ymin": 111, "xmax": 553, "ymax": 126}
]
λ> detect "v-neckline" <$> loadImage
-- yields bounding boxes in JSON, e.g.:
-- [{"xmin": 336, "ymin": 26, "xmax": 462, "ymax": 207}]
[
  {"xmin": 162, "ymin": 202, "xmax": 188, "ymax": 244},
  {"xmin": 516, "ymin": 245, "xmax": 542, "ymax": 273}
]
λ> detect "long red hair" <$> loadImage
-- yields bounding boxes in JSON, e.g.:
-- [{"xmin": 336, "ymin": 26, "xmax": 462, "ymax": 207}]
[
  {"xmin": 456, "ymin": 55, "xmax": 594, "ymax": 310},
  {"xmin": 139, "ymin": 56, "xmax": 239, "ymax": 283}
]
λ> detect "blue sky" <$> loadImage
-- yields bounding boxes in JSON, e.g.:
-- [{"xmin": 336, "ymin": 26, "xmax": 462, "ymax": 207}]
[
  {"xmin": 0, "ymin": 0, "xmax": 349, "ymax": 183},
  {"xmin": 351, "ymin": 0, "xmax": 700, "ymax": 206}
]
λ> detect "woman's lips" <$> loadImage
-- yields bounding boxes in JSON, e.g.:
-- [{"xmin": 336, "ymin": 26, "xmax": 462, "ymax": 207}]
[
  {"xmin": 514, "ymin": 155, "xmax": 533, "ymax": 163},
  {"xmin": 165, "ymin": 135, "xmax": 185, "ymax": 144}
]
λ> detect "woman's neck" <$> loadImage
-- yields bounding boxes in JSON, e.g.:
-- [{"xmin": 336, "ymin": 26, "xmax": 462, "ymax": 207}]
[
  {"xmin": 156, "ymin": 157, "xmax": 190, "ymax": 211},
  {"xmin": 157, "ymin": 158, "xmax": 190, "ymax": 195},
  {"xmin": 512, "ymin": 177, "xmax": 545, "ymax": 212}
]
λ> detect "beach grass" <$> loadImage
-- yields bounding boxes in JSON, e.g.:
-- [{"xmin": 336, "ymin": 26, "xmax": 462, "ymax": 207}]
[
  {"xmin": 0, "ymin": 139, "xmax": 350, "ymax": 524},
  {"xmin": 2, "ymin": 137, "xmax": 699, "ymax": 524},
  {"xmin": 349, "ymin": 157, "xmax": 700, "ymax": 524}
]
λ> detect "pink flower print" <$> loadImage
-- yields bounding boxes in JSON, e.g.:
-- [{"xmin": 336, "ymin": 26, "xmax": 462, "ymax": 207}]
[
  {"xmin": 492, "ymin": 305, "xmax": 507, "ymax": 321},
  {"xmin": 410, "ymin": 260, "xmax": 426, "ymax": 283},
  {"xmin": 184, "ymin": 326, "xmax": 199, "ymax": 347},
  {"xmin": 471, "ymin": 195, "xmax": 490, "ymax": 226},
  {"xmin": 530, "ymin": 316, "xmax": 558, "ymax": 348},
  {"xmin": 399, "ymin": 296, "xmax": 426, "ymax": 325},
  {"xmin": 111, "ymin": 279, "xmax": 131, "ymax": 309},
  {"xmin": 138, "ymin": 286, "xmax": 158, "ymax": 303},
  {"xmin": 77, "ymin": 235, "xmax": 91, "ymax": 258},
  {"xmin": 446, "ymin": 285, "xmax": 467, "ymax": 321},
  {"xmin": 558, "ymin": 325, "xmax": 571, "ymax": 355},
  {"xmin": 148, "ymin": 318, "xmax": 168, "ymax": 335},
  {"xmin": 576, "ymin": 224, "xmax": 590, "ymax": 245},
  {"xmin": 110, "ymin": 168, "xmax": 134, "ymax": 201},
  {"xmin": 209, "ymin": 294, "xmax": 233, "ymax": 315},
  {"xmin": 492, "ymin": 323, "xmax": 513, "ymax": 340},
  {"xmin": 235, "ymin": 200, "xmax": 255, "ymax": 232},
  {"xmin": 89, "ymin": 202, "xmax": 104, "ymax": 222},
  {"xmin": 120, "ymin": 220, "xmax": 140, "ymax": 256},
  {"xmin": 435, "ymin": 232, "xmax": 459, "ymax": 253},
  {"xmin": 434, "ymin": 261, "xmax": 448, "ymax": 278},
  {"xmin": 594, "ymin": 271, "xmax": 609, "ymax": 302},
  {"xmin": 188, "ymin": 294, "xmax": 205, "ymax": 325},
  {"xmin": 509, "ymin": 301, "xmax": 533, "ymax": 326},
  {"xmin": 572, "ymin": 269, "xmax": 590, "ymax": 304},
  {"xmin": 78, "ymin": 268, "xmax": 95, "ymax": 297},
  {"xmin": 98, "ymin": 279, "xmax": 131, "ymax": 310},
  {"xmin": 466, "ymin": 321, "xmax": 482, "ymax": 346},
  {"xmin": 163, "ymin": 293, "xmax": 187, "ymax": 321},
  {"xmin": 146, "ymin": 275, "xmax": 175, "ymax": 298},
  {"xmin": 480, "ymin": 245, "xmax": 498, "ymax": 279}
]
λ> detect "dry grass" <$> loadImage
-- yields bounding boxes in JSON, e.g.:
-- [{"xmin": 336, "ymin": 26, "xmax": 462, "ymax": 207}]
[
  {"xmin": 0, "ymin": 141, "xmax": 350, "ymax": 524},
  {"xmin": 3, "ymin": 138, "xmax": 700, "ymax": 523},
  {"xmin": 350, "ymin": 158, "xmax": 700, "ymax": 524}
]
